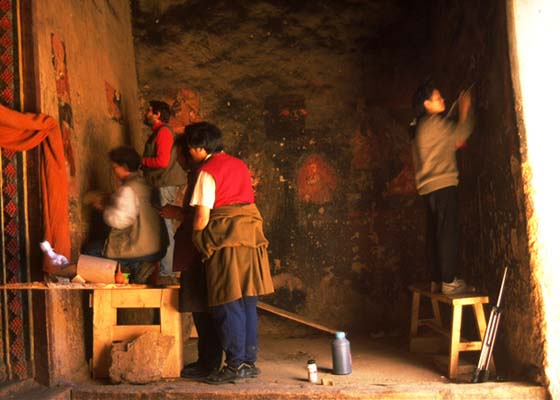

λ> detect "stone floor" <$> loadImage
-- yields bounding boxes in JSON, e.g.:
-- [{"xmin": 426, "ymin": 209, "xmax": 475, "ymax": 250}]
[{"xmin": 15, "ymin": 331, "xmax": 543, "ymax": 400}]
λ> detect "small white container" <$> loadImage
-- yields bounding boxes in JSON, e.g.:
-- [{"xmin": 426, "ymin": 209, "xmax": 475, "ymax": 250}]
[{"xmin": 307, "ymin": 359, "xmax": 319, "ymax": 383}]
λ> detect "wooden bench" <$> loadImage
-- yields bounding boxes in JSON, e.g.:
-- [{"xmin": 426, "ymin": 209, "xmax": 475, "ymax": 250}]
[
  {"xmin": 90, "ymin": 286, "xmax": 182, "ymax": 379},
  {"xmin": 409, "ymin": 284, "xmax": 494, "ymax": 379}
]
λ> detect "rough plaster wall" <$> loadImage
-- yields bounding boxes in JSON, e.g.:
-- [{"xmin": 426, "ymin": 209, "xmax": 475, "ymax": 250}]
[
  {"xmin": 132, "ymin": 0, "xmax": 542, "ymax": 381},
  {"xmin": 429, "ymin": 0, "xmax": 543, "ymax": 382},
  {"xmin": 32, "ymin": 0, "xmax": 142, "ymax": 384},
  {"xmin": 132, "ymin": 0, "xmax": 431, "ymax": 334},
  {"xmin": 33, "ymin": 0, "xmax": 144, "ymax": 254}
]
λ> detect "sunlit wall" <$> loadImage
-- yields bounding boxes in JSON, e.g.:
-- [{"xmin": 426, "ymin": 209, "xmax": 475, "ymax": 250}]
[{"xmin": 509, "ymin": 0, "xmax": 560, "ymax": 396}]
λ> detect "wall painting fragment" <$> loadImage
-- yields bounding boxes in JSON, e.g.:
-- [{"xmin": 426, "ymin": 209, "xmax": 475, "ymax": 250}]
[
  {"xmin": 50, "ymin": 33, "xmax": 76, "ymax": 177},
  {"xmin": 297, "ymin": 154, "xmax": 337, "ymax": 204}
]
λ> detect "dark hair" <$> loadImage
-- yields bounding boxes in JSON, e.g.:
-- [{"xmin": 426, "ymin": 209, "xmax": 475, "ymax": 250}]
[
  {"xmin": 409, "ymin": 79, "xmax": 437, "ymax": 139},
  {"xmin": 149, "ymin": 100, "xmax": 171, "ymax": 123},
  {"xmin": 412, "ymin": 79, "xmax": 437, "ymax": 118},
  {"xmin": 183, "ymin": 122, "xmax": 224, "ymax": 154},
  {"xmin": 109, "ymin": 146, "xmax": 141, "ymax": 172}
]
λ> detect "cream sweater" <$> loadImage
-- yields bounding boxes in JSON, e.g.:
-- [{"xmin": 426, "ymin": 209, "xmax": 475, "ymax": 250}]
[{"xmin": 411, "ymin": 113, "xmax": 473, "ymax": 195}]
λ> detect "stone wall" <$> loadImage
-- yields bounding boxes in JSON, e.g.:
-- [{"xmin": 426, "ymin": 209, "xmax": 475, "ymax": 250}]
[
  {"xmin": 428, "ymin": 0, "xmax": 543, "ymax": 381},
  {"xmin": 32, "ymin": 0, "xmax": 142, "ymax": 384},
  {"xmin": 132, "ymin": 0, "xmax": 431, "ymax": 334},
  {"xmin": 131, "ymin": 0, "xmax": 541, "ymax": 381}
]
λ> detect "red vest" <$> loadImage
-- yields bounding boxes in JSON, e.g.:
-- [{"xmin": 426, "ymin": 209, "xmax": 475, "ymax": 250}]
[{"xmin": 200, "ymin": 153, "xmax": 254, "ymax": 208}]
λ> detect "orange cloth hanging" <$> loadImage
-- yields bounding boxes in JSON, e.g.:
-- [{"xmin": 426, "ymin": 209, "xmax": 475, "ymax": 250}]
[{"xmin": 0, "ymin": 104, "xmax": 71, "ymax": 272}]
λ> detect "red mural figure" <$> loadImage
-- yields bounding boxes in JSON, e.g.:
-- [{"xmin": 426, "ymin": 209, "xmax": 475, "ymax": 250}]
[
  {"xmin": 167, "ymin": 89, "xmax": 202, "ymax": 134},
  {"xmin": 51, "ymin": 33, "xmax": 76, "ymax": 176},
  {"xmin": 350, "ymin": 127, "xmax": 376, "ymax": 170},
  {"xmin": 105, "ymin": 81, "xmax": 124, "ymax": 123},
  {"xmin": 386, "ymin": 150, "xmax": 416, "ymax": 196},
  {"xmin": 297, "ymin": 154, "xmax": 337, "ymax": 204}
]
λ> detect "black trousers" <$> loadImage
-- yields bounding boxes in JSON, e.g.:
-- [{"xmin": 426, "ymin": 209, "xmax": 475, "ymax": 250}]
[
  {"xmin": 192, "ymin": 311, "xmax": 223, "ymax": 370},
  {"xmin": 422, "ymin": 186, "xmax": 458, "ymax": 283}
]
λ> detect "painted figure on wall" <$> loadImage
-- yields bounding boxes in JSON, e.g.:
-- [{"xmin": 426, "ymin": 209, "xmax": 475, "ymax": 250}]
[
  {"xmin": 105, "ymin": 81, "xmax": 124, "ymax": 123},
  {"xmin": 386, "ymin": 151, "xmax": 416, "ymax": 196},
  {"xmin": 168, "ymin": 89, "xmax": 202, "ymax": 133},
  {"xmin": 297, "ymin": 154, "xmax": 337, "ymax": 204},
  {"xmin": 51, "ymin": 33, "xmax": 76, "ymax": 177}
]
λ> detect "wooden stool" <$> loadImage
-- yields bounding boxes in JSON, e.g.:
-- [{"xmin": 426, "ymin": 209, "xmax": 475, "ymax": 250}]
[
  {"xmin": 409, "ymin": 284, "xmax": 494, "ymax": 379},
  {"xmin": 90, "ymin": 286, "xmax": 182, "ymax": 379}
]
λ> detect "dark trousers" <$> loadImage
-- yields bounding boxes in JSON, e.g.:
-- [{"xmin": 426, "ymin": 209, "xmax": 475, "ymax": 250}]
[
  {"xmin": 82, "ymin": 239, "xmax": 164, "ymax": 274},
  {"xmin": 210, "ymin": 296, "xmax": 258, "ymax": 369},
  {"xmin": 423, "ymin": 186, "xmax": 458, "ymax": 283},
  {"xmin": 192, "ymin": 311, "xmax": 223, "ymax": 370}
]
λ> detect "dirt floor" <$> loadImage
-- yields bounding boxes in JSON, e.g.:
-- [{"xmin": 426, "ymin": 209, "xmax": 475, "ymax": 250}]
[{"xmin": 13, "ymin": 331, "xmax": 544, "ymax": 399}]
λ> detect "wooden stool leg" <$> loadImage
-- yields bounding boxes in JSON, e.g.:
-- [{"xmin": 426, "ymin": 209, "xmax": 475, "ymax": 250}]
[
  {"xmin": 410, "ymin": 292, "xmax": 421, "ymax": 337},
  {"xmin": 409, "ymin": 292, "xmax": 421, "ymax": 352},
  {"xmin": 448, "ymin": 305, "xmax": 463, "ymax": 379},
  {"xmin": 473, "ymin": 303, "xmax": 496, "ymax": 374},
  {"xmin": 431, "ymin": 299, "xmax": 442, "ymax": 327}
]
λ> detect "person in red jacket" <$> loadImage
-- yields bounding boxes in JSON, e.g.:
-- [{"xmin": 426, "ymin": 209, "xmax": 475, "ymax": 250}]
[
  {"xmin": 142, "ymin": 100, "xmax": 186, "ymax": 276},
  {"xmin": 185, "ymin": 122, "xmax": 274, "ymax": 384}
]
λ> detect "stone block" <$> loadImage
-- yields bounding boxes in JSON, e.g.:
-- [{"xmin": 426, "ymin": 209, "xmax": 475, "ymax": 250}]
[{"xmin": 109, "ymin": 331, "xmax": 175, "ymax": 384}]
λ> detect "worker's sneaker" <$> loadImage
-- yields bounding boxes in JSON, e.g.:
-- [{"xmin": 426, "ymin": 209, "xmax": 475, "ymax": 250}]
[
  {"xmin": 238, "ymin": 362, "xmax": 261, "ymax": 378},
  {"xmin": 203, "ymin": 365, "xmax": 241, "ymax": 385},
  {"xmin": 442, "ymin": 278, "xmax": 476, "ymax": 295},
  {"xmin": 181, "ymin": 362, "xmax": 218, "ymax": 379},
  {"xmin": 430, "ymin": 281, "xmax": 441, "ymax": 293}
]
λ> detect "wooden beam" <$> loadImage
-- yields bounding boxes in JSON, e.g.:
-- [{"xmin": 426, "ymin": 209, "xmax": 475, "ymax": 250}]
[{"xmin": 257, "ymin": 301, "xmax": 338, "ymax": 334}]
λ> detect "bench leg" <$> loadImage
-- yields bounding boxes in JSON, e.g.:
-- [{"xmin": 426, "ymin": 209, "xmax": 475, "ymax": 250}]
[
  {"xmin": 448, "ymin": 304, "xmax": 462, "ymax": 379},
  {"xmin": 410, "ymin": 292, "xmax": 420, "ymax": 337},
  {"xmin": 431, "ymin": 299, "xmax": 442, "ymax": 327},
  {"xmin": 160, "ymin": 288, "xmax": 183, "ymax": 377}
]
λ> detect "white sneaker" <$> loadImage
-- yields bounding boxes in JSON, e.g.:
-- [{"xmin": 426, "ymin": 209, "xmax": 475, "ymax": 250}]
[{"xmin": 442, "ymin": 278, "xmax": 476, "ymax": 295}]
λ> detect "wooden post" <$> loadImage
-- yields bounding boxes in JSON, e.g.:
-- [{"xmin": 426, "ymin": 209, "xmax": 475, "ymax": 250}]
[
  {"xmin": 448, "ymin": 304, "xmax": 463, "ymax": 379},
  {"xmin": 92, "ymin": 290, "xmax": 115, "ymax": 379},
  {"xmin": 160, "ymin": 288, "xmax": 182, "ymax": 377}
]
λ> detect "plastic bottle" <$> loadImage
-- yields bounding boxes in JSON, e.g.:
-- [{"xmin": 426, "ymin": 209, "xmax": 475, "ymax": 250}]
[
  {"xmin": 307, "ymin": 359, "xmax": 318, "ymax": 383},
  {"xmin": 332, "ymin": 331, "xmax": 352, "ymax": 375}
]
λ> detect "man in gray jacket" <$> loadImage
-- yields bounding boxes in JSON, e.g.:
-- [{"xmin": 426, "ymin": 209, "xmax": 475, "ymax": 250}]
[
  {"xmin": 142, "ymin": 100, "xmax": 187, "ymax": 276},
  {"xmin": 410, "ymin": 80, "xmax": 474, "ymax": 295},
  {"xmin": 89, "ymin": 146, "xmax": 168, "ymax": 282}
]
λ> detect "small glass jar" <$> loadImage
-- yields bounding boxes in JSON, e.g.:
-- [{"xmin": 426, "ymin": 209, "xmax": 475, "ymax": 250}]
[{"xmin": 307, "ymin": 359, "xmax": 318, "ymax": 383}]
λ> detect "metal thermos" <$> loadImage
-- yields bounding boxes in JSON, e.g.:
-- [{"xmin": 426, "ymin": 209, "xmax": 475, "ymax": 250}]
[{"xmin": 332, "ymin": 331, "xmax": 352, "ymax": 375}]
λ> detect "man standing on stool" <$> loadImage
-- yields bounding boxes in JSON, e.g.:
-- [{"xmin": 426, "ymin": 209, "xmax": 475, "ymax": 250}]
[
  {"xmin": 142, "ymin": 100, "xmax": 187, "ymax": 276},
  {"xmin": 186, "ymin": 122, "xmax": 274, "ymax": 384},
  {"xmin": 410, "ymin": 80, "xmax": 475, "ymax": 295}
]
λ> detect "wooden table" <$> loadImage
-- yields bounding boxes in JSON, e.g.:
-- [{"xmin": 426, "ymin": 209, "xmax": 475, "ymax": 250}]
[
  {"xmin": 90, "ymin": 286, "xmax": 182, "ymax": 378},
  {"xmin": 0, "ymin": 282, "xmax": 183, "ymax": 378}
]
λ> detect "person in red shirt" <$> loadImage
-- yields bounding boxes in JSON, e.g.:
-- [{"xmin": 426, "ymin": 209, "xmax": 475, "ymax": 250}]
[
  {"xmin": 185, "ymin": 122, "xmax": 274, "ymax": 384},
  {"xmin": 142, "ymin": 100, "xmax": 186, "ymax": 276}
]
